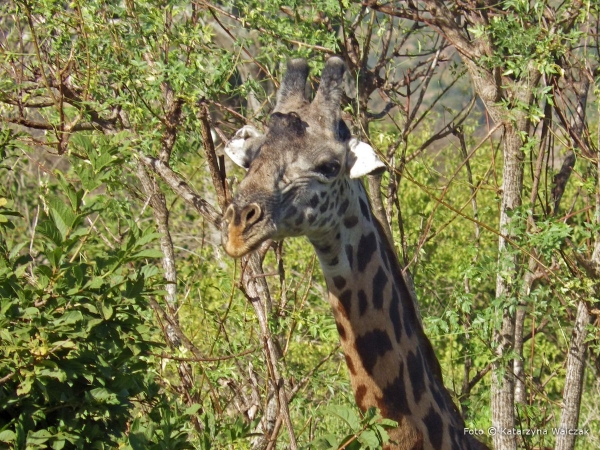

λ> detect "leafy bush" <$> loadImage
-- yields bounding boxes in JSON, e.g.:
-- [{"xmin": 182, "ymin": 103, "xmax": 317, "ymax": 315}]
[{"xmin": 0, "ymin": 146, "xmax": 190, "ymax": 449}]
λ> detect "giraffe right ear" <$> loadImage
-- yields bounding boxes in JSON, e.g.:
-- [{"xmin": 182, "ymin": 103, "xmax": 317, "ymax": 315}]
[
  {"xmin": 346, "ymin": 138, "xmax": 386, "ymax": 178},
  {"xmin": 224, "ymin": 125, "xmax": 264, "ymax": 169}
]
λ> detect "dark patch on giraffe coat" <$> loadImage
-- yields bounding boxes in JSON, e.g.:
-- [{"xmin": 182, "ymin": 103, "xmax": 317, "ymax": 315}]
[
  {"xmin": 345, "ymin": 354, "xmax": 356, "ymax": 375},
  {"xmin": 343, "ymin": 215, "xmax": 359, "ymax": 228},
  {"xmin": 338, "ymin": 198, "xmax": 350, "ymax": 215},
  {"xmin": 358, "ymin": 290, "xmax": 368, "ymax": 316},
  {"xmin": 338, "ymin": 290, "xmax": 352, "ymax": 318},
  {"xmin": 401, "ymin": 295, "xmax": 415, "ymax": 338},
  {"xmin": 407, "ymin": 350, "xmax": 426, "ymax": 404},
  {"xmin": 345, "ymin": 244, "xmax": 354, "ymax": 269},
  {"xmin": 336, "ymin": 322, "xmax": 346, "ymax": 340},
  {"xmin": 332, "ymin": 275, "xmax": 346, "ymax": 290},
  {"xmin": 376, "ymin": 232, "xmax": 418, "ymax": 340},
  {"xmin": 390, "ymin": 289, "xmax": 402, "ymax": 343},
  {"xmin": 317, "ymin": 244, "xmax": 331, "ymax": 254},
  {"xmin": 359, "ymin": 197, "xmax": 370, "ymax": 221},
  {"xmin": 328, "ymin": 256, "xmax": 339, "ymax": 266},
  {"xmin": 372, "ymin": 267, "xmax": 388, "ymax": 309},
  {"xmin": 379, "ymin": 240, "xmax": 391, "ymax": 271},
  {"xmin": 319, "ymin": 199, "xmax": 329, "ymax": 213},
  {"xmin": 285, "ymin": 205, "xmax": 297, "ymax": 218},
  {"xmin": 308, "ymin": 213, "xmax": 317, "ymax": 224},
  {"xmin": 357, "ymin": 232, "xmax": 377, "ymax": 272},
  {"xmin": 423, "ymin": 407, "xmax": 444, "ymax": 450},
  {"xmin": 431, "ymin": 383, "xmax": 444, "ymax": 411},
  {"xmin": 295, "ymin": 215, "xmax": 304, "ymax": 226},
  {"xmin": 381, "ymin": 362, "xmax": 411, "ymax": 416},
  {"xmin": 355, "ymin": 384, "xmax": 367, "ymax": 411},
  {"xmin": 309, "ymin": 194, "xmax": 319, "ymax": 208},
  {"xmin": 355, "ymin": 329, "xmax": 393, "ymax": 375}
]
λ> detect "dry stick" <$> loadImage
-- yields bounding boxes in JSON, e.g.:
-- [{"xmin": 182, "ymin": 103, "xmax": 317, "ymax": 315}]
[
  {"xmin": 136, "ymin": 164, "xmax": 178, "ymax": 312},
  {"xmin": 196, "ymin": 108, "xmax": 296, "ymax": 448},
  {"xmin": 240, "ymin": 250, "xmax": 298, "ymax": 450},
  {"xmin": 148, "ymin": 297, "xmax": 221, "ymax": 410},
  {"xmin": 138, "ymin": 154, "xmax": 221, "ymax": 227},
  {"xmin": 454, "ymin": 128, "xmax": 481, "ymax": 414},
  {"xmin": 198, "ymin": 101, "xmax": 229, "ymax": 208},
  {"xmin": 282, "ymin": 255, "xmax": 317, "ymax": 356},
  {"xmin": 150, "ymin": 348, "xmax": 257, "ymax": 362},
  {"xmin": 136, "ymin": 164, "xmax": 199, "ymax": 405}
]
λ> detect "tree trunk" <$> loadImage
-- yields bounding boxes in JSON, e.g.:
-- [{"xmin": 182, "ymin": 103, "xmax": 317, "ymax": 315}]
[
  {"xmin": 491, "ymin": 123, "xmax": 525, "ymax": 450},
  {"xmin": 555, "ymin": 301, "xmax": 590, "ymax": 450}
]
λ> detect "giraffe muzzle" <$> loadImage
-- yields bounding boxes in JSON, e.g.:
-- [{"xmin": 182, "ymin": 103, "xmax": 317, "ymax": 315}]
[{"xmin": 222, "ymin": 202, "xmax": 264, "ymax": 257}]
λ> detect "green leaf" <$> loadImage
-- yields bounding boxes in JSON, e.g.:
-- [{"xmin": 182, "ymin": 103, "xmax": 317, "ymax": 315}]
[
  {"xmin": 37, "ymin": 220, "xmax": 63, "ymax": 246},
  {"xmin": 324, "ymin": 405, "xmax": 360, "ymax": 430},
  {"xmin": 134, "ymin": 232, "xmax": 163, "ymax": 248},
  {"xmin": 124, "ymin": 276, "xmax": 145, "ymax": 298},
  {"xmin": 185, "ymin": 403, "xmax": 202, "ymax": 415},
  {"xmin": 0, "ymin": 430, "xmax": 16, "ymax": 443},
  {"xmin": 55, "ymin": 171, "xmax": 82, "ymax": 212},
  {"xmin": 27, "ymin": 429, "xmax": 52, "ymax": 445},
  {"xmin": 101, "ymin": 300, "xmax": 114, "ymax": 320},
  {"xmin": 48, "ymin": 197, "xmax": 77, "ymax": 240},
  {"xmin": 86, "ymin": 277, "xmax": 105, "ymax": 289},
  {"xmin": 52, "ymin": 438, "xmax": 66, "ymax": 450},
  {"xmin": 17, "ymin": 378, "xmax": 33, "ymax": 395},
  {"xmin": 357, "ymin": 429, "xmax": 380, "ymax": 448},
  {"xmin": 129, "ymin": 249, "xmax": 164, "ymax": 260}
]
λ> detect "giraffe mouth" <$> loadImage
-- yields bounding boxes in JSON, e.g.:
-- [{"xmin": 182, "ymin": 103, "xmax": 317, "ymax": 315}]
[{"xmin": 222, "ymin": 219, "xmax": 275, "ymax": 258}]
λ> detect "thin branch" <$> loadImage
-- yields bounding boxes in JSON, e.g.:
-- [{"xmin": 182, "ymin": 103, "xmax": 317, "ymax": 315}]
[
  {"xmin": 150, "ymin": 348, "xmax": 257, "ymax": 362},
  {"xmin": 138, "ymin": 153, "xmax": 222, "ymax": 227}
]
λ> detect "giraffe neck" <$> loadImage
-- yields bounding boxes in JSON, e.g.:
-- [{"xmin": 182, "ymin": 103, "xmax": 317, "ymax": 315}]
[{"xmin": 309, "ymin": 179, "xmax": 482, "ymax": 450}]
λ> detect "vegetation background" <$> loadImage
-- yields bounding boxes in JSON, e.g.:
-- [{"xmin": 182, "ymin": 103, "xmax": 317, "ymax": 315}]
[{"xmin": 0, "ymin": 1, "xmax": 599, "ymax": 449}]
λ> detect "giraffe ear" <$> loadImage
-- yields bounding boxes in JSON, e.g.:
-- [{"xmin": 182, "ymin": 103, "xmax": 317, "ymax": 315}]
[
  {"xmin": 224, "ymin": 125, "xmax": 264, "ymax": 169},
  {"xmin": 347, "ymin": 138, "xmax": 386, "ymax": 178}
]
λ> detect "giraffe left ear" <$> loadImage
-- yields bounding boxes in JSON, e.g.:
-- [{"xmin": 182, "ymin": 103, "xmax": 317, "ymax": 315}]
[
  {"xmin": 224, "ymin": 125, "xmax": 264, "ymax": 169},
  {"xmin": 347, "ymin": 138, "xmax": 386, "ymax": 178}
]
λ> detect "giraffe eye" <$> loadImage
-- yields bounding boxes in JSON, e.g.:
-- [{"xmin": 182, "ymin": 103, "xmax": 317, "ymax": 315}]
[{"xmin": 315, "ymin": 160, "xmax": 341, "ymax": 178}]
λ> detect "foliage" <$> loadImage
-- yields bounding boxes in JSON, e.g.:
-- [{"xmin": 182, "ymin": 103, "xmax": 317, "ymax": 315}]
[
  {"xmin": 0, "ymin": 142, "xmax": 197, "ymax": 448},
  {"xmin": 311, "ymin": 407, "xmax": 396, "ymax": 450},
  {"xmin": 0, "ymin": 0, "xmax": 599, "ymax": 449}
]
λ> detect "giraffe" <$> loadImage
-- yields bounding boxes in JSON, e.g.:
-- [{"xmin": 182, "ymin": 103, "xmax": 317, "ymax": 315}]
[{"xmin": 221, "ymin": 57, "xmax": 488, "ymax": 450}]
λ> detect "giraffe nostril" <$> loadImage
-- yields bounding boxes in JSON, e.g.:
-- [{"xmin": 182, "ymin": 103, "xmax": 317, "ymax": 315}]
[
  {"xmin": 242, "ymin": 203, "xmax": 261, "ymax": 227},
  {"xmin": 224, "ymin": 204, "xmax": 235, "ymax": 224}
]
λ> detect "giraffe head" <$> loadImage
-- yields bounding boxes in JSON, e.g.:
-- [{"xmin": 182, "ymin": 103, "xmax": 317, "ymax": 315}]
[{"xmin": 222, "ymin": 57, "xmax": 385, "ymax": 257}]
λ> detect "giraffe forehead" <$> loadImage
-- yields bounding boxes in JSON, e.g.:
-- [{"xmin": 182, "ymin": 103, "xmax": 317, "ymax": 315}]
[{"xmin": 259, "ymin": 109, "xmax": 350, "ymax": 164}]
